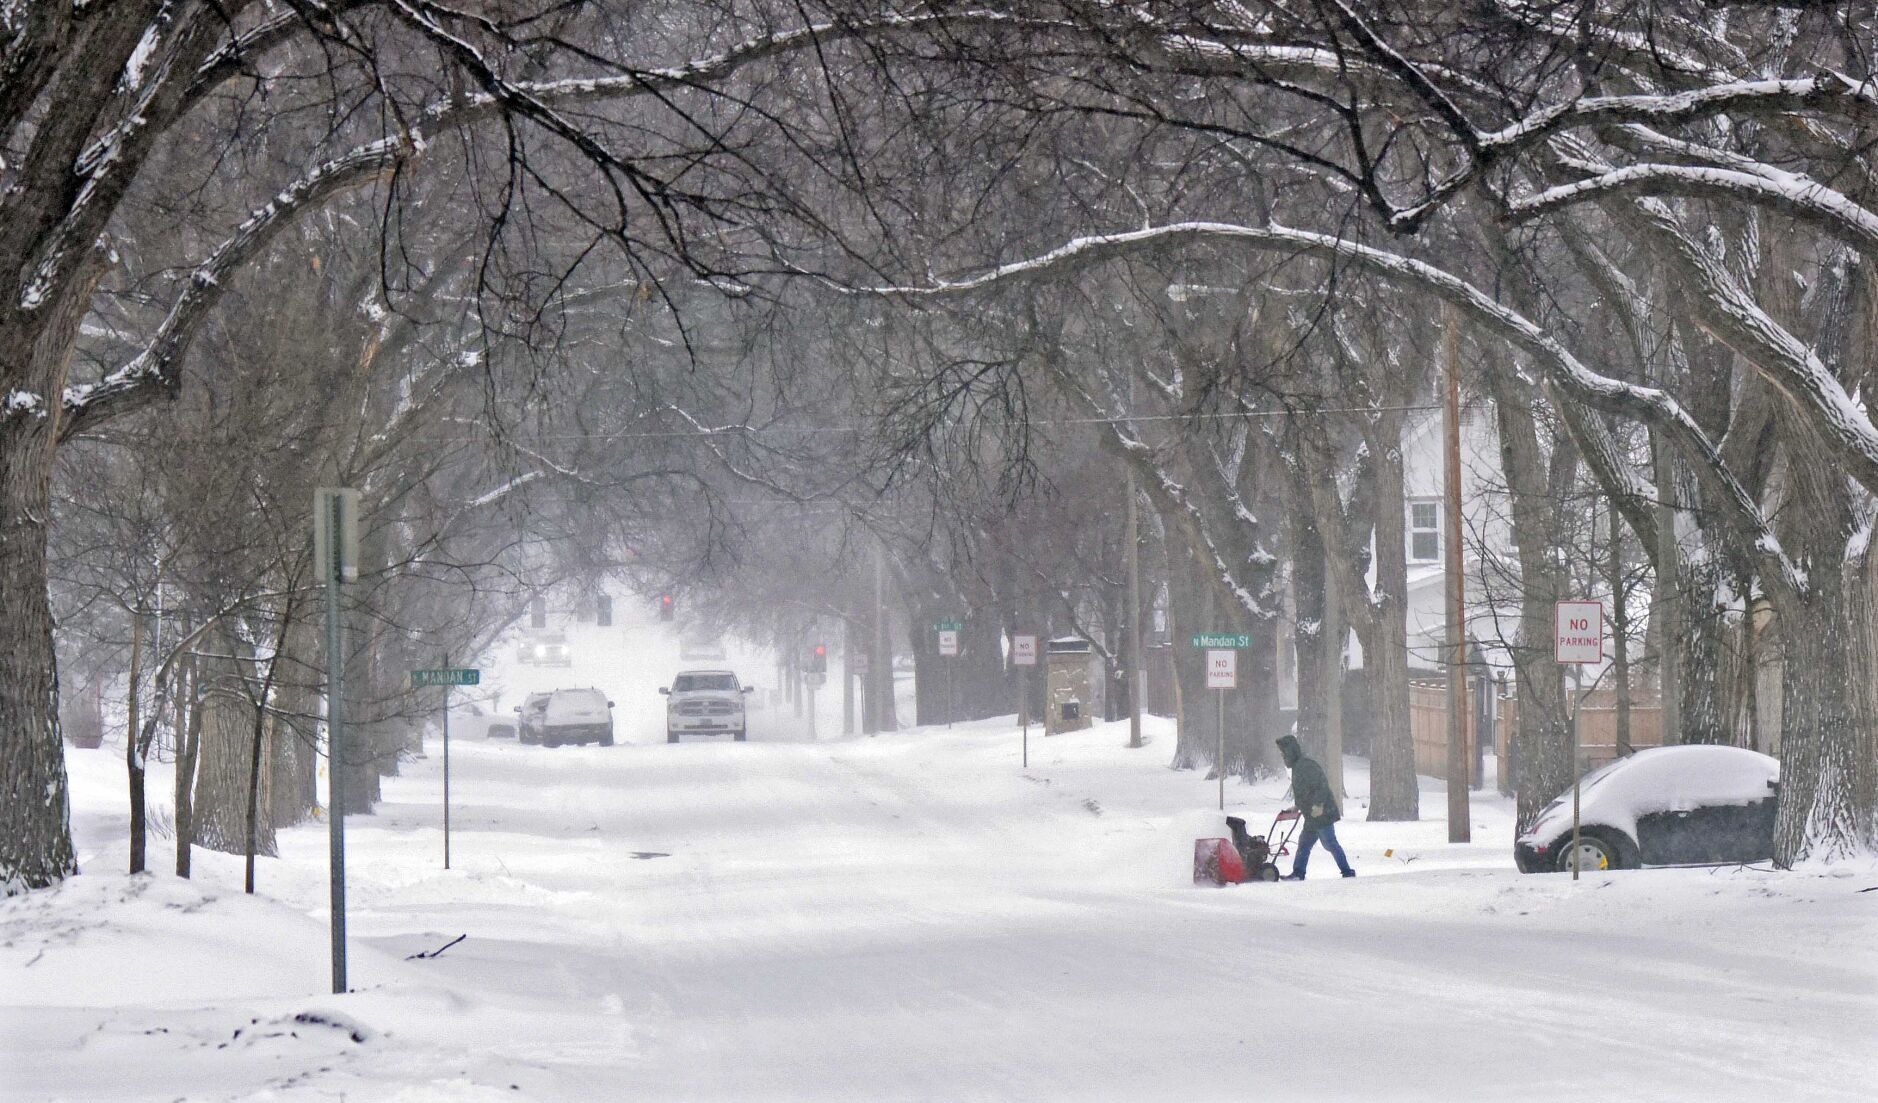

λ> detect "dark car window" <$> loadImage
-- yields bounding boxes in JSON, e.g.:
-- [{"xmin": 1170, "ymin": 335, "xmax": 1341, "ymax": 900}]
[{"xmin": 673, "ymin": 673, "xmax": 738, "ymax": 692}]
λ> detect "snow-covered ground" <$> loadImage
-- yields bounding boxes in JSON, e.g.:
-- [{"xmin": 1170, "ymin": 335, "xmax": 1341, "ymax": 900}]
[{"xmin": 5, "ymin": 620, "xmax": 1875, "ymax": 1101}]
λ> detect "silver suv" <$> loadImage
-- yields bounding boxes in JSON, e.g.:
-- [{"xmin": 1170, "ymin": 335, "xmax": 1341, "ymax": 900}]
[
  {"xmin": 540, "ymin": 687, "xmax": 615, "ymax": 748},
  {"xmin": 661, "ymin": 670, "xmax": 753, "ymax": 742}
]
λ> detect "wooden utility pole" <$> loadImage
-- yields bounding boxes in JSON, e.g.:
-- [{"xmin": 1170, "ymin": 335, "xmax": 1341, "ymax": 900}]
[
  {"xmin": 1126, "ymin": 467, "xmax": 1145, "ymax": 749},
  {"xmin": 1443, "ymin": 308, "xmax": 1472, "ymax": 844}
]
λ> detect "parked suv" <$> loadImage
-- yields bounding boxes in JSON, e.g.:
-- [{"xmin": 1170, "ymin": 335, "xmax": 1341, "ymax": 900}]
[
  {"xmin": 539, "ymin": 688, "xmax": 615, "ymax": 747},
  {"xmin": 661, "ymin": 670, "xmax": 753, "ymax": 742}
]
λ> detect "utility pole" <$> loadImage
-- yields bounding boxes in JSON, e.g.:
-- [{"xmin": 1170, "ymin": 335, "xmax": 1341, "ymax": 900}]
[
  {"xmin": 1442, "ymin": 309, "xmax": 1472, "ymax": 844},
  {"xmin": 841, "ymin": 617, "xmax": 855, "ymax": 736},
  {"xmin": 1126, "ymin": 466, "xmax": 1145, "ymax": 749},
  {"xmin": 872, "ymin": 541, "xmax": 891, "ymax": 734}
]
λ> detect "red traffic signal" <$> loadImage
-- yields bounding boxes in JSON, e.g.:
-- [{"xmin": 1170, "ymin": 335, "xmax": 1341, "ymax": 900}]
[
  {"xmin": 659, "ymin": 594, "xmax": 674, "ymax": 621},
  {"xmin": 809, "ymin": 643, "xmax": 827, "ymax": 673}
]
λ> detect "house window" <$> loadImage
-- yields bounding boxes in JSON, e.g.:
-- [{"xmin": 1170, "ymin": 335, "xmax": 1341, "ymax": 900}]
[{"xmin": 1409, "ymin": 501, "xmax": 1440, "ymax": 562}]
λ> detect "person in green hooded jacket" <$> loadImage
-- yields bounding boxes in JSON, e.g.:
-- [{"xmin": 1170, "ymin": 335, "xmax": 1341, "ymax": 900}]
[{"xmin": 1276, "ymin": 735, "xmax": 1355, "ymax": 879}]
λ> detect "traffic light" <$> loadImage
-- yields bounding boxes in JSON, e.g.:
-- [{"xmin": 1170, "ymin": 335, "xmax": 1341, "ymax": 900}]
[
  {"xmin": 809, "ymin": 644, "xmax": 827, "ymax": 673},
  {"xmin": 659, "ymin": 594, "xmax": 674, "ymax": 622}
]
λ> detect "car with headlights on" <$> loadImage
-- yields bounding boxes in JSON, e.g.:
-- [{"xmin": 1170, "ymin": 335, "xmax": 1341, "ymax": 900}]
[{"xmin": 1515, "ymin": 745, "xmax": 1779, "ymax": 874}]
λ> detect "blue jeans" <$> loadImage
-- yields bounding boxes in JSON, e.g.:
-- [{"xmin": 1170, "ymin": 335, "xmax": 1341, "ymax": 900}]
[{"xmin": 1293, "ymin": 822, "xmax": 1353, "ymax": 877}]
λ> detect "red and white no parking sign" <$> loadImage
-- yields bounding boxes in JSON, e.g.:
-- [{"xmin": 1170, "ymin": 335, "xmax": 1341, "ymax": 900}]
[{"xmin": 1554, "ymin": 600, "xmax": 1604, "ymax": 664}]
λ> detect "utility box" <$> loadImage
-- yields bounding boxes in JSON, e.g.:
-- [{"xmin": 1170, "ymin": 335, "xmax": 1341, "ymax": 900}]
[{"xmin": 1046, "ymin": 637, "xmax": 1102, "ymax": 734}]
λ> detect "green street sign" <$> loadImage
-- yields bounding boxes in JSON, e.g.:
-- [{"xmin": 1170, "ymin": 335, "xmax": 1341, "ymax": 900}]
[
  {"xmin": 412, "ymin": 668, "xmax": 480, "ymax": 687},
  {"xmin": 1190, "ymin": 633, "xmax": 1251, "ymax": 649},
  {"xmin": 933, "ymin": 619, "xmax": 964, "ymax": 631}
]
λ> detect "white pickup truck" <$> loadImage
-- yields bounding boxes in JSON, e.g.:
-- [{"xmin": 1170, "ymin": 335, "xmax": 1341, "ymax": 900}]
[{"xmin": 660, "ymin": 670, "xmax": 753, "ymax": 742}]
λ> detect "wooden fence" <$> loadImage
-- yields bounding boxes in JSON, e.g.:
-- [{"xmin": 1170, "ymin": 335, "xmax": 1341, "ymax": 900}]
[
  {"xmin": 1409, "ymin": 683, "xmax": 1665, "ymax": 792},
  {"xmin": 1409, "ymin": 681, "xmax": 1477, "ymax": 783}
]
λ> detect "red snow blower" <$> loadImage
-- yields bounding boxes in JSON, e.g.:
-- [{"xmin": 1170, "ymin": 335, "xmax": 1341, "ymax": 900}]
[{"xmin": 1193, "ymin": 809, "xmax": 1302, "ymax": 886}]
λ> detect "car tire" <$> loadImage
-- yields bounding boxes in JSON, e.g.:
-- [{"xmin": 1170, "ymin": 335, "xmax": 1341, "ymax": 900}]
[
  {"xmin": 733, "ymin": 728, "xmax": 746, "ymax": 742},
  {"xmin": 600, "ymin": 730, "xmax": 614, "ymax": 747},
  {"xmin": 544, "ymin": 732, "xmax": 561, "ymax": 748},
  {"xmin": 1553, "ymin": 828, "xmax": 1635, "ymax": 874},
  {"xmin": 667, "ymin": 731, "xmax": 680, "ymax": 744}
]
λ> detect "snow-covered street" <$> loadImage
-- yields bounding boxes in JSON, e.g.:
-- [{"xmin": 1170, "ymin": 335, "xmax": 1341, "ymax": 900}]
[{"xmin": 5, "ymin": 628, "xmax": 1874, "ymax": 1101}]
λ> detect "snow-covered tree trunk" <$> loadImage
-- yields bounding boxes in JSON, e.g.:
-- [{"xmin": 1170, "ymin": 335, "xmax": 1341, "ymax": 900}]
[
  {"xmin": 0, "ymin": 249, "xmax": 104, "ymax": 891},
  {"xmin": 189, "ymin": 651, "xmax": 273, "ymax": 857},
  {"xmin": 1489, "ymin": 379, "xmax": 1577, "ymax": 831},
  {"xmin": 1290, "ymin": 514, "xmax": 1335, "ymax": 763},
  {"xmin": 1774, "ymin": 577, "xmax": 1871, "ymax": 865},
  {"xmin": 1677, "ymin": 556, "xmax": 1737, "ymax": 746},
  {"xmin": 269, "ymin": 652, "xmax": 318, "ymax": 830},
  {"xmin": 1365, "ymin": 433, "xmax": 1417, "ymax": 821},
  {"xmin": 173, "ymin": 658, "xmax": 202, "ymax": 878},
  {"xmin": 0, "ymin": 409, "xmax": 78, "ymax": 893}
]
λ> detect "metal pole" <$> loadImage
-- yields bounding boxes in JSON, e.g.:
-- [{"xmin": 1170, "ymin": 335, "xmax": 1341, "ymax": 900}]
[
  {"xmin": 1571, "ymin": 706, "xmax": 1582, "ymax": 882},
  {"xmin": 1443, "ymin": 306, "xmax": 1472, "ymax": 843},
  {"xmin": 442, "ymin": 652, "xmax": 451, "ymax": 871},
  {"xmin": 1020, "ymin": 666, "xmax": 1029, "ymax": 768},
  {"xmin": 324, "ymin": 494, "xmax": 348, "ymax": 995},
  {"xmin": 873, "ymin": 542, "xmax": 889, "ymax": 734},
  {"xmin": 841, "ymin": 619, "xmax": 855, "ymax": 736},
  {"xmin": 1126, "ymin": 467, "xmax": 1144, "ymax": 749},
  {"xmin": 1217, "ymin": 688, "xmax": 1226, "ymax": 811},
  {"xmin": 946, "ymin": 654, "xmax": 954, "ymax": 729}
]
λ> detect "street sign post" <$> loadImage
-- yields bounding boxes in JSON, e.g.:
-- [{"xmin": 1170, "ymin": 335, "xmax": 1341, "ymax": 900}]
[
  {"xmin": 937, "ymin": 628, "xmax": 960, "ymax": 728},
  {"xmin": 315, "ymin": 487, "xmax": 358, "ymax": 995},
  {"xmin": 1554, "ymin": 599, "xmax": 1605, "ymax": 880},
  {"xmin": 1012, "ymin": 634, "xmax": 1039, "ymax": 767},
  {"xmin": 1206, "ymin": 649, "xmax": 1238, "ymax": 810},
  {"xmin": 412, "ymin": 665, "xmax": 479, "ymax": 870}
]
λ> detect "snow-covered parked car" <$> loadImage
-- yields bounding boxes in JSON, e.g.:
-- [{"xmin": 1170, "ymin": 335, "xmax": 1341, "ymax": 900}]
[
  {"xmin": 515, "ymin": 692, "xmax": 552, "ymax": 745},
  {"xmin": 539, "ymin": 688, "xmax": 615, "ymax": 747},
  {"xmin": 1515, "ymin": 745, "xmax": 1779, "ymax": 874},
  {"xmin": 660, "ymin": 670, "xmax": 753, "ymax": 742}
]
